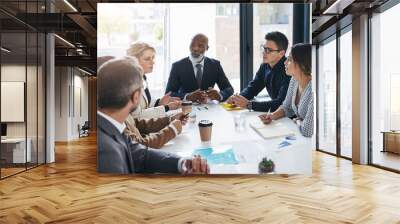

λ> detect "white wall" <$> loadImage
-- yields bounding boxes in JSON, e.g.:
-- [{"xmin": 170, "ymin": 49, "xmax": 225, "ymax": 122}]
[
  {"xmin": 55, "ymin": 66, "xmax": 69, "ymax": 141},
  {"xmin": 1, "ymin": 63, "xmax": 46, "ymax": 164},
  {"xmin": 1, "ymin": 65, "xmax": 33, "ymax": 138},
  {"xmin": 54, "ymin": 67, "xmax": 89, "ymax": 141}
]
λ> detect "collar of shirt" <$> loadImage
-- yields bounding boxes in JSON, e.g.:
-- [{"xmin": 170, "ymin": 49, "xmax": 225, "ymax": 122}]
[
  {"xmin": 97, "ymin": 111, "xmax": 126, "ymax": 134},
  {"xmin": 266, "ymin": 56, "xmax": 286, "ymax": 73},
  {"xmin": 189, "ymin": 55, "xmax": 205, "ymax": 70}
]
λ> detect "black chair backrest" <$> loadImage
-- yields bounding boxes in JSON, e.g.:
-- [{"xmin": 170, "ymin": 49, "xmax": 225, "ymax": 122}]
[{"xmin": 82, "ymin": 121, "xmax": 90, "ymax": 129}]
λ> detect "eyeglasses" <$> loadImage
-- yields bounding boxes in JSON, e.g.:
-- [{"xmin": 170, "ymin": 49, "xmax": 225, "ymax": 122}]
[{"xmin": 260, "ymin": 45, "xmax": 281, "ymax": 54}]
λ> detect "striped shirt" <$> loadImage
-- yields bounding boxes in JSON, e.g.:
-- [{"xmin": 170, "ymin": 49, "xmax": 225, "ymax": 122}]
[{"xmin": 281, "ymin": 78, "xmax": 313, "ymax": 137}]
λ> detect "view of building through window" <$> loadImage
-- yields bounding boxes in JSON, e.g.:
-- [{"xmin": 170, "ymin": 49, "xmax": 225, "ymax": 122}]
[
  {"xmin": 98, "ymin": 3, "xmax": 240, "ymax": 98},
  {"xmin": 98, "ymin": 3, "xmax": 293, "ymax": 98},
  {"xmin": 253, "ymin": 4, "xmax": 293, "ymax": 97},
  {"xmin": 340, "ymin": 29, "xmax": 352, "ymax": 158},
  {"xmin": 371, "ymin": 3, "xmax": 400, "ymax": 170},
  {"xmin": 317, "ymin": 38, "xmax": 337, "ymax": 155}
]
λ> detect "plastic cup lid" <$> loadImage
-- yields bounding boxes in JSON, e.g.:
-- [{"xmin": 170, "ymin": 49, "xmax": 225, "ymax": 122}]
[{"xmin": 198, "ymin": 120, "xmax": 213, "ymax": 127}]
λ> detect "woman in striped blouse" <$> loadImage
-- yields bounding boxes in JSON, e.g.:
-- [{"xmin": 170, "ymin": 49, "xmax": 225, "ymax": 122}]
[{"xmin": 259, "ymin": 43, "xmax": 313, "ymax": 137}]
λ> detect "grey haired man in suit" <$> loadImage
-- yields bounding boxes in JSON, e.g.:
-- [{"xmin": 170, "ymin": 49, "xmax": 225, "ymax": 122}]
[{"xmin": 97, "ymin": 56, "xmax": 209, "ymax": 174}]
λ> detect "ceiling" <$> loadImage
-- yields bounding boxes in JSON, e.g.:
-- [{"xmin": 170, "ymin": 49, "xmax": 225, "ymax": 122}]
[{"xmin": 0, "ymin": 0, "xmax": 392, "ymax": 74}]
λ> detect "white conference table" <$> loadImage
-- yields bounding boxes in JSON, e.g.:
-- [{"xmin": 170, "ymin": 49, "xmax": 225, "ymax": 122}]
[{"xmin": 163, "ymin": 102, "xmax": 312, "ymax": 175}]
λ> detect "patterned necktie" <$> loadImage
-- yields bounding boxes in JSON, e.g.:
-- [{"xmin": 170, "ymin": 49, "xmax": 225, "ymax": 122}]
[{"xmin": 195, "ymin": 63, "xmax": 203, "ymax": 88}]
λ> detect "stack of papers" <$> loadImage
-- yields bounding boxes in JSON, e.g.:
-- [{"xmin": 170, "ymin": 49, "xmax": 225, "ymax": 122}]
[{"xmin": 250, "ymin": 120, "xmax": 295, "ymax": 139}]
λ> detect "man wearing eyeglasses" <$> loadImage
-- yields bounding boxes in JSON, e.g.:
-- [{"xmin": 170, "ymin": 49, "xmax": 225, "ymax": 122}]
[
  {"xmin": 227, "ymin": 31, "xmax": 291, "ymax": 112},
  {"xmin": 165, "ymin": 33, "xmax": 234, "ymax": 104}
]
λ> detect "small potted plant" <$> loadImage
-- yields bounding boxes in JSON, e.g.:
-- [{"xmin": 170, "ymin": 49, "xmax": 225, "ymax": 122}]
[{"xmin": 258, "ymin": 157, "xmax": 275, "ymax": 174}]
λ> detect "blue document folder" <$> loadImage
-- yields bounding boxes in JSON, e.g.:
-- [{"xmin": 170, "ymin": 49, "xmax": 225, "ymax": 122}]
[{"xmin": 192, "ymin": 146, "xmax": 239, "ymax": 165}]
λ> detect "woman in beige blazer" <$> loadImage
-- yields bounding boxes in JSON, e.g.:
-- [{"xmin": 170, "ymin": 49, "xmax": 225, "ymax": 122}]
[
  {"xmin": 127, "ymin": 42, "xmax": 181, "ymax": 119},
  {"xmin": 124, "ymin": 42, "xmax": 187, "ymax": 148},
  {"xmin": 125, "ymin": 113, "xmax": 187, "ymax": 149}
]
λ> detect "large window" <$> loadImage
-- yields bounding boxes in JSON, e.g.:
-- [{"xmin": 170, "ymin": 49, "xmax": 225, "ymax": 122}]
[
  {"xmin": 339, "ymin": 29, "xmax": 352, "ymax": 158},
  {"xmin": 317, "ymin": 37, "xmax": 337, "ymax": 155},
  {"xmin": 98, "ymin": 3, "xmax": 240, "ymax": 99},
  {"xmin": 316, "ymin": 28, "xmax": 353, "ymax": 159},
  {"xmin": 370, "ymin": 3, "xmax": 400, "ymax": 171},
  {"xmin": 253, "ymin": 4, "xmax": 293, "ymax": 96}
]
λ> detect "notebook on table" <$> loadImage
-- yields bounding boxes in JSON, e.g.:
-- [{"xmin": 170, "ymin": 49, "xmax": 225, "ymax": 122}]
[{"xmin": 250, "ymin": 120, "xmax": 295, "ymax": 139}]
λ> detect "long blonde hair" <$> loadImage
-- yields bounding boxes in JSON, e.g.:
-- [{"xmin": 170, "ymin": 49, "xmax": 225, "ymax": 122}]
[{"xmin": 126, "ymin": 42, "xmax": 156, "ymax": 59}]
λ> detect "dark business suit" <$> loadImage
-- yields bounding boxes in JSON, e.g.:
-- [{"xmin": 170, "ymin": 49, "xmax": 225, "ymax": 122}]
[
  {"xmin": 165, "ymin": 57, "xmax": 234, "ymax": 101},
  {"xmin": 240, "ymin": 57, "xmax": 290, "ymax": 112},
  {"xmin": 97, "ymin": 114, "xmax": 180, "ymax": 174}
]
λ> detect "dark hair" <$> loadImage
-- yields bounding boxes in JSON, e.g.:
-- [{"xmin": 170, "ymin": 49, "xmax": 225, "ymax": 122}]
[
  {"xmin": 98, "ymin": 56, "xmax": 143, "ymax": 109},
  {"xmin": 290, "ymin": 43, "xmax": 312, "ymax": 76},
  {"xmin": 265, "ymin": 31, "xmax": 289, "ymax": 52}
]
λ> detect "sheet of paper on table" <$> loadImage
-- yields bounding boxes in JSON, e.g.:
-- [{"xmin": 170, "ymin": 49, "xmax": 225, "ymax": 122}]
[
  {"xmin": 192, "ymin": 145, "xmax": 239, "ymax": 165},
  {"xmin": 249, "ymin": 120, "xmax": 295, "ymax": 140}
]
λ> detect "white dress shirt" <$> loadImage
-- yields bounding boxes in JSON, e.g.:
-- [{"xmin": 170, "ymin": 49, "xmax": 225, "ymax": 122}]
[
  {"xmin": 97, "ymin": 111, "xmax": 126, "ymax": 134},
  {"xmin": 189, "ymin": 54, "xmax": 205, "ymax": 75}
]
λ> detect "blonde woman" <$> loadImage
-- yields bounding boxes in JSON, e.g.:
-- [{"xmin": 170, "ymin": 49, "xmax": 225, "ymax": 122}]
[
  {"xmin": 124, "ymin": 42, "xmax": 187, "ymax": 149},
  {"xmin": 127, "ymin": 42, "xmax": 181, "ymax": 119}
]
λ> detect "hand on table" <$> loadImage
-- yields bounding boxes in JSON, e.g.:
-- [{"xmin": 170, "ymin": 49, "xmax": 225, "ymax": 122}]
[
  {"xmin": 169, "ymin": 97, "xmax": 182, "ymax": 102},
  {"xmin": 187, "ymin": 89, "xmax": 208, "ymax": 104},
  {"xmin": 206, "ymin": 88, "xmax": 221, "ymax": 101},
  {"xmin": 292, "ymin": 117, "xmax": 302, "ymax": 125},
  {"xmin": 181, "ymin": 155, "xmax": 210, "ymax": 174},
  {"xmin": 159, "ymin": 92, "xmax": 172, "ymax": 106},
  {"xmin": 170, "ymin": 119, "xmax": 183, "ymax": 134},
  {"xmin": 171, "ymin": 112, "xmax": 189, "ymax": 125},
  {"xmin": 228, "ymin": 94, "xmax": 248, "ymax": 108},
  {"xmin": 167, "ymin": 101, "xmax": 182, "ymax": 110},
  {"xmin": 160, "ymin": 92, "xmax": 182, "ymax": 106},
  {"xmin": 259, "ymin": 113, "xmax": 273, "ymax": 124},
  {"xmin": 226, "ymin": 95, "xmax": 235, "ymax": 104}
]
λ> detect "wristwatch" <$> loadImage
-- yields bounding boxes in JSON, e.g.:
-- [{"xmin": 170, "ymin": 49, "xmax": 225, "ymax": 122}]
[
  {"xmin": 164, "ymin": 105, "xmax": 170, "ymax": 112},
  {"xmin": 247, "ymin": 100, "xmax": 254, "ymax": 111}
]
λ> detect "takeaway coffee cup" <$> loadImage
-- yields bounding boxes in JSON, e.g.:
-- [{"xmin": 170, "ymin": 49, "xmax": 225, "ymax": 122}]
[
  {"xmin": 198, "ymin": 120, "xmax": 213, "ymax": 142},
  {"xmin": 182, "ymin": 101, "xmax": 193, "ymax": 114}
]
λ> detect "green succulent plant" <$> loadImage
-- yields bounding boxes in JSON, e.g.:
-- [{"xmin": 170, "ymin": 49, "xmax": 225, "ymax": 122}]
[{"xmin": 258, "ymin": 157, "xmax": 275, "ymax": 174}]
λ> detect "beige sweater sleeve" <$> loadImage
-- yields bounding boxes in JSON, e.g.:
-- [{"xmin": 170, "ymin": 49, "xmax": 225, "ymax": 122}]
[{"xmin": 125, "ymin": 114, "xmax": 176, "ymax": 149}]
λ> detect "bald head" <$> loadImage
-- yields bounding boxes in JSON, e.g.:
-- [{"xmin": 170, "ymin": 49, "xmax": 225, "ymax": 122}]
[
  {"xmin": 191, "ymin": 34, "xmax": 208, "ymax": 45},
  {"xmin": 190, "ymin": 33, "xmax": 209, "ymax": 59},
  {"xmin": 98, "ymin": 56, "xmax": 144, "ymax": 110}
]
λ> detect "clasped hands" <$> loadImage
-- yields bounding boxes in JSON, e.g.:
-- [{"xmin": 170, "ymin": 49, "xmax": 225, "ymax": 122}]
[{"xmin": 187, "ymin": 88, "xmax": 221, "ymax": 104}]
